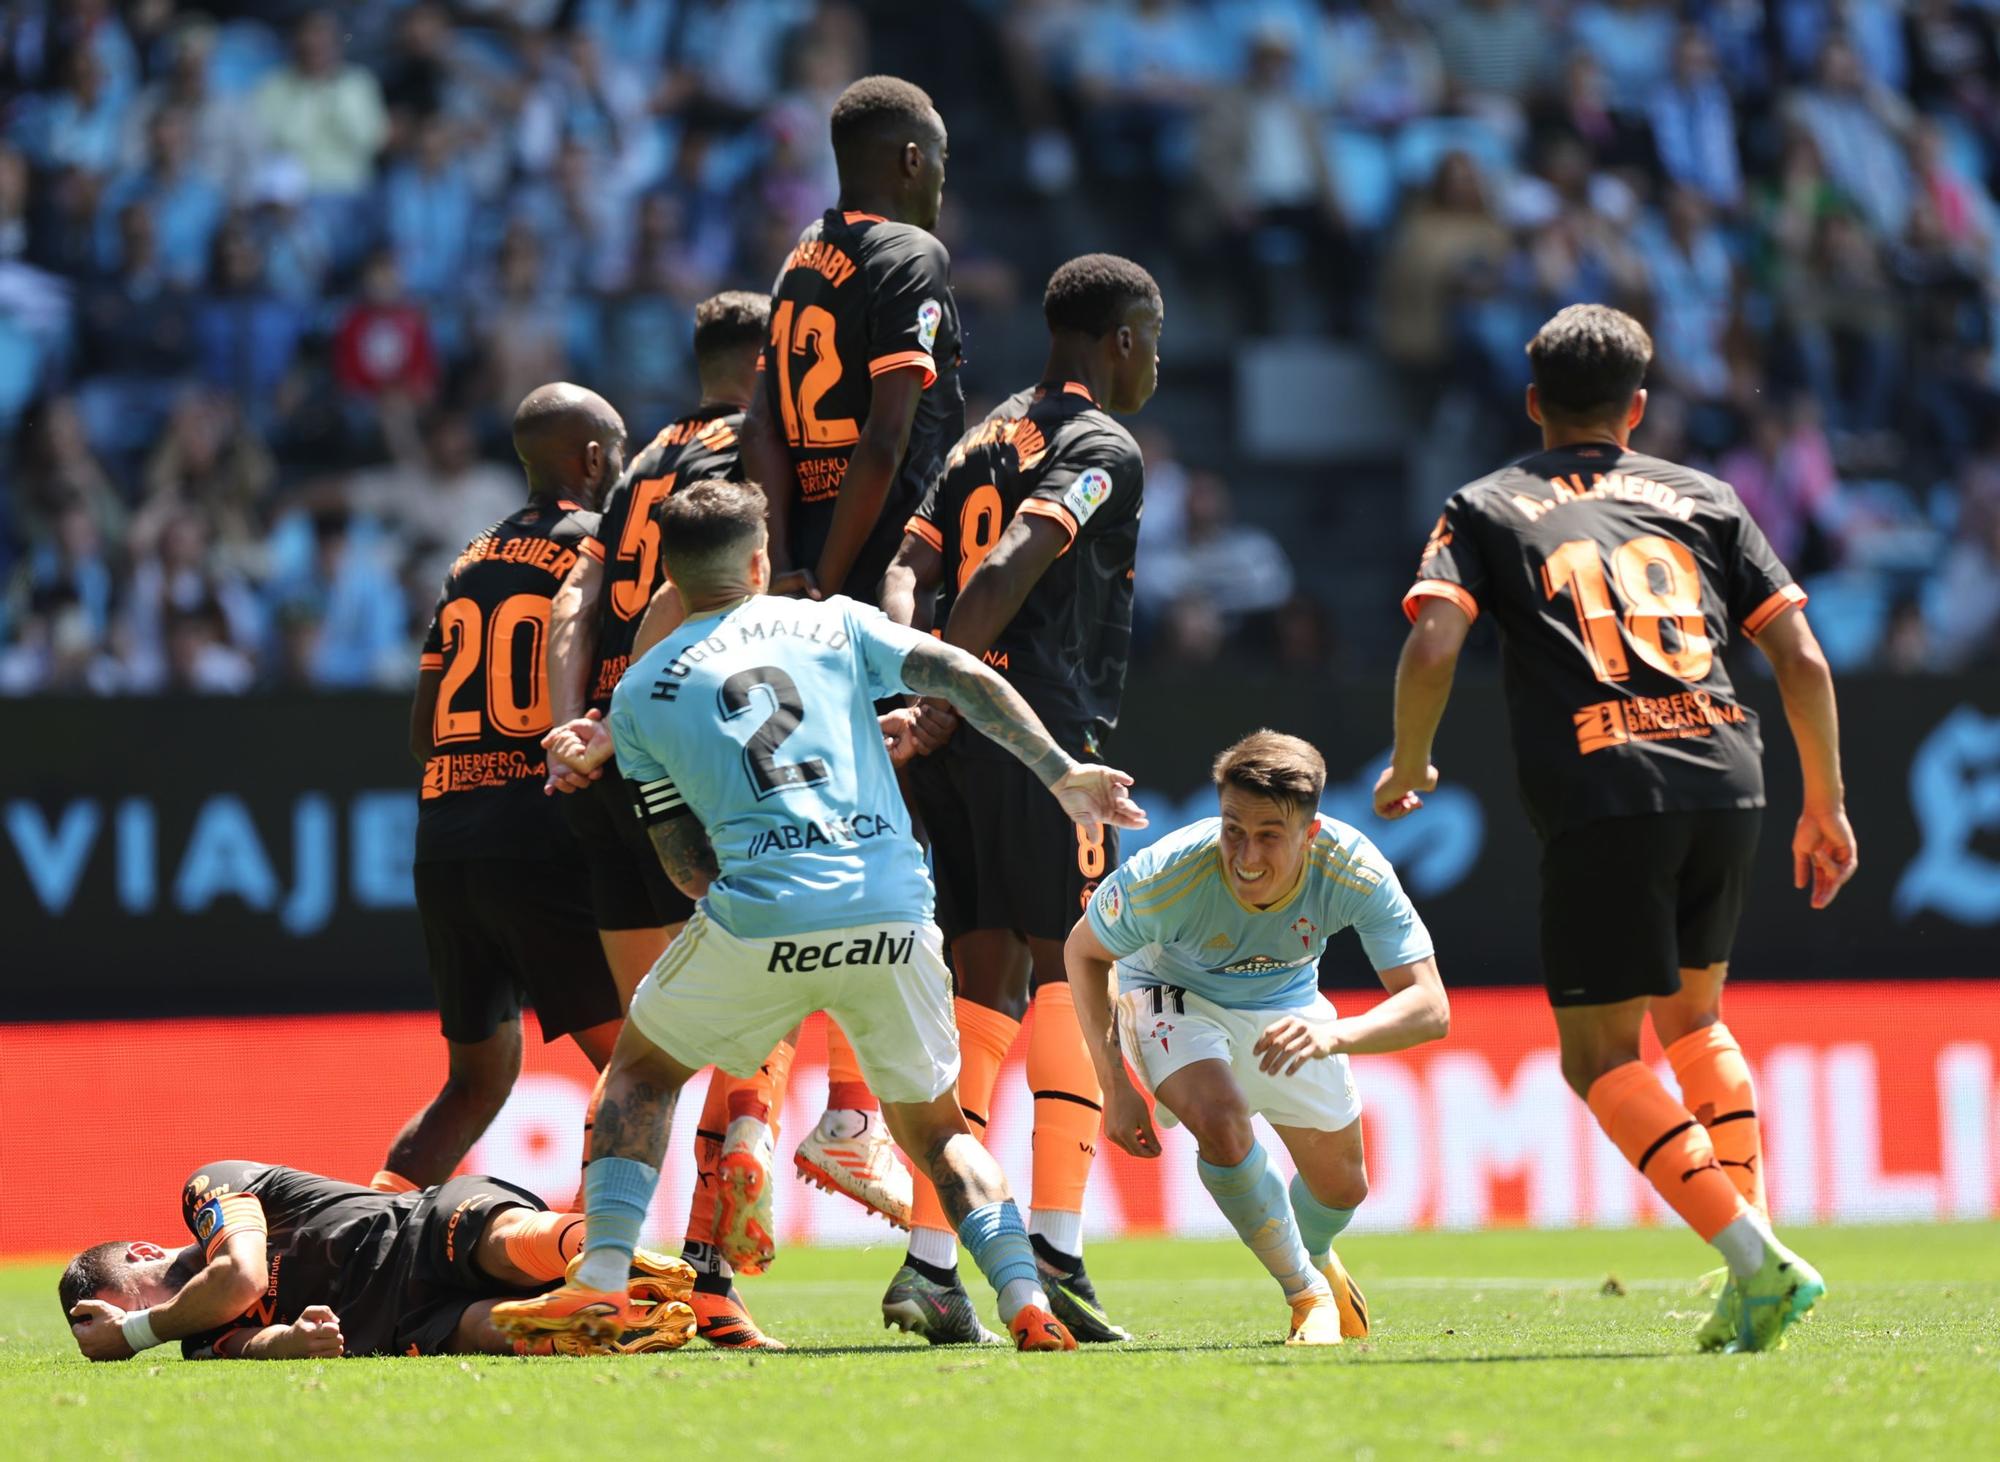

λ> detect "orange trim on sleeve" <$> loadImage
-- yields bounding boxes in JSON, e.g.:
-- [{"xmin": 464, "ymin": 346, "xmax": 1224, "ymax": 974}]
[
  {"xmin": 418, "ymin": 653, "xmax": 444, "ymax": 671},
  {"xmin": 1742, "ymin": 583, "xmax": 1808, "ymax": 636},
  {"xmin": 205, "ymin": 1194, "xmax": 268, "ymax": 1259},
  {"xmin": 869, "ymin": 350, "xmax": 938, "ymax": 388},
  {"xmin": 577, "ymin": 537, "xmax": 606, "ymax": 563},
  {"xmin": 1016, "ymin": 498, "xmax": 1079, "ymax": 552},
  {"xmin": 905, "ymin": 516, "xmax": 944, "ymax": 552},
  {"xmin": 1402, "ymin": 579, "xmax": 1480, "ymax": 625}
]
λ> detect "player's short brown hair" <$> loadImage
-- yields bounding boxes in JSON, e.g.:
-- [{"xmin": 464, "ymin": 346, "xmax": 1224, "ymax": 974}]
[
  {"xmin": 830, "ymin": 75, "xmax": 937, "ymax": 168},
  {"xmin": 1044, "ymin": 254, "xmax": 1161, "ymax": 338},
  {"xmin": 1211, "ymin": 730, "xmax": 1326, "ymax": 820},
  {"xmin": 692, "ymin": 291, "xmax": 770, "ymax": 364},
  {"xmin": 1525, "ymin": 304, "xmax": 1653, "ymax": 421},
  {"xmin": 660, "ymin": 479, "xmax": 767, "ymax": 587},
  {"xmin": 58, "ymin": 1242, "xmax": 136, "ymax": 1322}
]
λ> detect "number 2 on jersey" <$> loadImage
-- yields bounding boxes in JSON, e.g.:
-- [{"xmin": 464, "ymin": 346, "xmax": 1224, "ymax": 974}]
[
  {"xmin": 1541, "ymin": 535, "xmax": 1713, "ymax": 683},
  {"xmin": 721, "ymin": 665, "xmax": 831, "ymax": 796},
  {"xmin": 433, "ymin": 594, "xmax": 552, "ymax": 743},
  {"xmin": 769, "ymin": 300, "xmax": 859, "ymax": 450}
]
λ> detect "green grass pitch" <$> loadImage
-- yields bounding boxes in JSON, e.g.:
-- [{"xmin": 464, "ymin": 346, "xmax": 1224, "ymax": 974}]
[{"xmin": 3, "ymin": 1224, "xmax": 1995, "ymax": 1459}]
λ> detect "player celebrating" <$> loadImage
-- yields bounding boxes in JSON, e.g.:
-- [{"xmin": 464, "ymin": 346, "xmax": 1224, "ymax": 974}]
[
  {"xmin": 544, "ymin": 293, "xmax": 795, "ymax": 1348},
  {"xmin": 63, "ymin": 1160, "xmax": 695, "ymax": 1361},
  {"xmin": 1379, "ymin": 304, "xmax": 1853, "ymax": 1352},
  {"xmin": 1067, "ymin": 732, "xmax": 1449, "ymax": 1346},
  {"xmin": 491, "ymin": 480, "xmax": 1146, "ymax": 1353},
  {"xmin": 374, "ymin": 384, "xmax": 630, "ymax": 1195},
  {"xmin": 741, "ymin": 75, "xmax": 965, "ymax": 1214},
  {"xmin": 872, "ymin": 253, "xmax": 1162, "ymax": 1344}
]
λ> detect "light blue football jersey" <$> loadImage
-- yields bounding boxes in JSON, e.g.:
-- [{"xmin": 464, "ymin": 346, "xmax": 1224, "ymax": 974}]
[
  {"xmin": 1084, "ymin": 815, "xmax": 1434, "ymax": 1010},
  {"xmin": 608, "ymin": 594, "xmax": 935, "ymax": 938}
]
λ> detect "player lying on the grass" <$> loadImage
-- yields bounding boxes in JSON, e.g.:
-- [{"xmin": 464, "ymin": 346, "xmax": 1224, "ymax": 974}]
[
  {"xmin": 62, "ymin": 1161, "xmax": 696, "ymax": 1362},
  {"xmin": 1379, "ymin": 303, "xmax": 1851, "ymax": 1353},
  {"xmin": 865, "ymin": 251, "xmax": 1163, "ymax": 1346},
  {"xmin": 506, "ymin": 479, "xmax": 1146, "ymax": 1352},
  {"xmin": 1067, "ymin": 731, "xmax": 1450, "ymax": 1347}
]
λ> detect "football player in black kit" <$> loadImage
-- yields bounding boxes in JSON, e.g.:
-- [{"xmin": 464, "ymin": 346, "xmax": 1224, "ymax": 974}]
[
  {"xmin": 372, "ymin": 385, "xmax": 629, "ymax": 1196},
  {"xmin": 63, "ymin": 1161, "xmax": 695, "ymax": 1359},
  {"xmin": 739, "ymin": 73, "xmax": 964, "ymax": 1225},
  {"xmin": 1379, "ymin": 305, "xmax": 1854, "ymax": 1353},
  {"xmin": 871, "ymin": 255, "xmax": 1162, "ymax": 1345}
]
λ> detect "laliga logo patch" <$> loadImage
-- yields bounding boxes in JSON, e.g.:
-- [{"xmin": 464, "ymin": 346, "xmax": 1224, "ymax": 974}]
[
  {"xmin": 1098, "ymin": 881, "xmax": 1121, "ymax": 922},
  {"xmin": 1062, "ymin": 467, "xmax": 1114, "ymax": 525},
  {"xmin": 916, "ymin": 299, "xmax": 941, "ymax": 352}
]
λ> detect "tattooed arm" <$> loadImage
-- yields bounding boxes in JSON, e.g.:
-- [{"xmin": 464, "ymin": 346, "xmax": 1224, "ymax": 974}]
[
  {"xmin": 897, "ymin": 638, "xmax": 1147, "ymax": 831},
  {"xmin": 647, "ymin": 816, "xmax": 719, "ymax": 900}
]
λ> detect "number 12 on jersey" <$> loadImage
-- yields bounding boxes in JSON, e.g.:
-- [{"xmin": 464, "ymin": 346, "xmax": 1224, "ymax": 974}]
[{"xmin": 1540, "ymin": 535, "xmax": 1713, "ymax": 684}]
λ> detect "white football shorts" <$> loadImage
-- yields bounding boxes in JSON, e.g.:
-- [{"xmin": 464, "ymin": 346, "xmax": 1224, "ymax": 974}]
[
  {"xmin": 1115, "ymin": 981, "xmax": 1362, "ymax": 1133},
  {"xmin": 628, "ymin": 908, "xmax": 959, "ymax": 1106}
]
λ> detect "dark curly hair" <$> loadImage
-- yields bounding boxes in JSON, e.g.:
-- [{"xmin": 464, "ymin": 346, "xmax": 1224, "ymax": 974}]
[
  {"xmin": 1043, "ymin": 253, "xmax": 1161, "ymax": 338},
  {"xmin": 830, "ymin": 75, "xmax": 937, "ymax": 165},
  {"xmin": 1525, "ymin": 304, "xmax": 1653, "ymax": 421},
  {"xmin": 692, "ymin": 290, "xmax": 771, "ymax": 363}
]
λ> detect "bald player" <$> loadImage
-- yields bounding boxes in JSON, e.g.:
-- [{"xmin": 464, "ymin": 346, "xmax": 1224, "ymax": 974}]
[{"xmin": 374, "ymin": 383, "xmax": 632, "ymax": 1194}]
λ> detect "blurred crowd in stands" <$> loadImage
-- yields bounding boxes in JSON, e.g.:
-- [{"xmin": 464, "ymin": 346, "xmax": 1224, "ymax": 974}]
[{"xmin": 2, "ymin": 0, "xmax": 1997, "ymax": 695}]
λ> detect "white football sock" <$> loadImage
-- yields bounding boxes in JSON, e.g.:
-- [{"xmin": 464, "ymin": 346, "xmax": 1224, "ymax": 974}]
[
  {"xmin": 1029, "ymin": 1208, "xmax": 1083, "ymax": 1261},
  {"xmin": 906, "ymin": 1225, "xmax": 958, "ymax": 1268},
  {"xmin": 817, "ymin": 1108, "xmax": 869, "ymax": 1141}
]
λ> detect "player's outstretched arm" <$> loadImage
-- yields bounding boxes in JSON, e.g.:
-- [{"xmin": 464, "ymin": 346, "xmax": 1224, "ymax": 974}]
[
  {"xmin": 899, "ymin": 637, "xmax": 1148, "ymax": 832},
  {"xmin": 1254, "ymin": 955, "xmax": 1450, "ymax": 1075},
  {"xmin": 69, "ymin": 1231, "xmax": 268, "ymax": 1362},
  {"xmin": 646, "ymin": 816, "xmax": 718, "ymax": 900},
  {"xmin": 546, "ymin": 551, "xmax": 605, "ymax": 732},
  {"xmin": 1753, "ymin": 606, "xmax": 1859, "ymax": 909},
  {"xmin": 1375, "ymin": 599, "xmax": 1472, "ymax": 819},
  {"xmin": 1064, "ymin": 918, "xmax": 1160, "ymax": 1158}
]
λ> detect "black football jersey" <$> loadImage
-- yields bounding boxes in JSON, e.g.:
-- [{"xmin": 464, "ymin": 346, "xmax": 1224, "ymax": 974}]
[
  {"xmin": 1405, "ymin": 443, "xmax": 1807, "ymax": 840},
  {"xmin": 911, "ymin": 380, "xmax": 1144, "ymax": 755},
  {"xmin": 176, "ymin": 1161, "xmax": 418, "ymax": 1359},
  {"xmin": 586, "ymin": 404, "xmax": 743, "ymax": 715},
  {"xmin": 417, "ymin": 498, "xmax": 603, "ymax": 861},
  {"xmin": 760, "ymin": 209, "xmax": 965, "ymax": 600}
]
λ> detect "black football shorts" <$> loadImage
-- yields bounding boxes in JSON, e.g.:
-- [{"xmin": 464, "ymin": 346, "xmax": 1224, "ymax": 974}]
[
  {"xmin": 414, "ymin": 858, "xmax": 621, "ymax": 1042},
  {"xmin": 397, "ymin": 1174, "xmax": 557, "ymax": 1356},
  {"xmin": 908, "ymin": 734, "xmax": 1119, "ymax": 946},
  {"xmin": 1538, "ymin": 809, "xmax": 1762, "ymax": 1007},
  {"xmin": 564, "ymin": 772, "xmax": 695, "ymax": 931}
]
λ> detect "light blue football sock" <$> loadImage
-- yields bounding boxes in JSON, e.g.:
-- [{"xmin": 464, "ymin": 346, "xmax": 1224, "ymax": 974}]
[
  {"xmin": 573, "ymin": 1156, "xmax": 659, "ymax": 1291},
  {"xmin": 1288, "ymin": 1173, "xmax": 1358, "ymax": 1266},
  {"xmin": 1197, "ymin": 1144, "xmax": 1324, "ymax": 1299},
  {"xmin": 958, "ymin": 1200, "xmax": 1045, "ymax": 1322}
]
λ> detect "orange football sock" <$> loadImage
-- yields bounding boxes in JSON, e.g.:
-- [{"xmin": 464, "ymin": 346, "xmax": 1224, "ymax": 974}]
[
  {"xmin": 825, "ymin": 1021, "xmax": 877, "ymax": 1112},
  {"xmin": 909, "ymin": 999, "xmax": 1021, "ymax": 1234},
  {"xmin": 726, "ymin": 1038, "xmax": 798, "ymax": 1126},
  {"xmin": 1666, "ymin": 1024, "xmax": 1767, "ymax": 1214},
  {"xmin": 683, "ymin": 1072, "xmax": 733, "ymax": 1249},
  {"xmin": 1026, "ymin": 982, "xmax": 1102, "ymax": 1216},
  {"xmin": 1587, "ymin": 1061, "xmax": 1748, "ymax": 1242},
  {"xmin": 369, "ymin": 1169, "xmax": 419, "ymax": 1194},
  {"xmin": 502, "ymin": 1210, "xmax": 589, "ymax": 1280}
]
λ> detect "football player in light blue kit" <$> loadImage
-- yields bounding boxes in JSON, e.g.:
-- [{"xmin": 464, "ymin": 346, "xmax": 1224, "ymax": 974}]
[
  {"xmin": 1066, "ymin": 730, "xmax": 1450, "ymax": 1346},
  {"xmin": 492, "ymin": 480, "xmax": 1146, "ymax": 1354}
]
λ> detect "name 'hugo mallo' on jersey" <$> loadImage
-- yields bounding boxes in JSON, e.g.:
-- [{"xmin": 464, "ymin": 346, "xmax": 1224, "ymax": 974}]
[
  {"xmin": 1083, "ymin": 816, "xmax": 1434, "ymax": 1011},
  {"xmin": 606, "ymin": 593, "xmax": 937, "ymax": 937},
  {"xmin": 907, "ymin": 379, "xmax": 1144, "ymax": 756}
]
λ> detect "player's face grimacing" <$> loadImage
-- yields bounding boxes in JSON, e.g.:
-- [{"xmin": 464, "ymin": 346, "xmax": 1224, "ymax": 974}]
[
  {"xmin": 1216, "ymin": 787, "xmax": 1320, "ymax": 908},
  {"xmin": 1107, "ymin": 298, "xmax": 1163, "ymax": 414}
]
